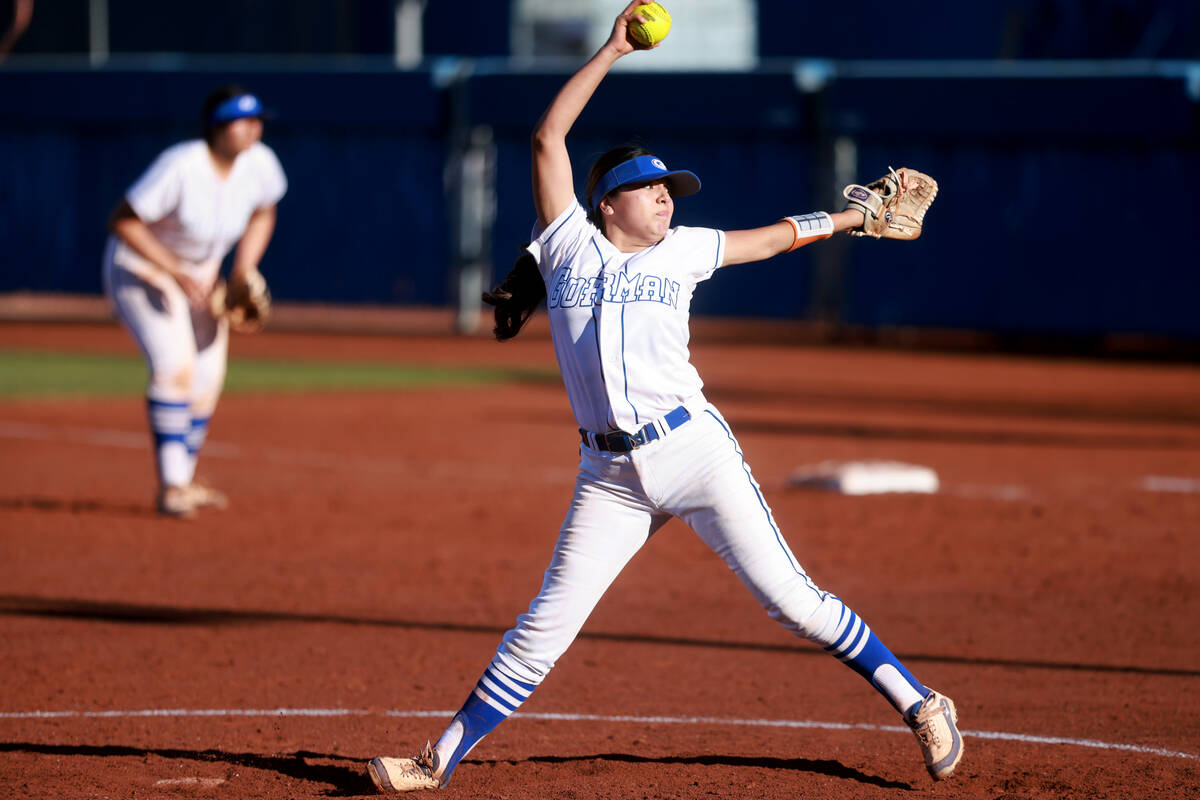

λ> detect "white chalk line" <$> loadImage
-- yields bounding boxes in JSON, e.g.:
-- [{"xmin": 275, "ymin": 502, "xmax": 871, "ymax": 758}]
[
  {"xmin": 1, "ymin": 707, "xmax": 1195, "ymax": 761},
  {"xmin": 1142, "ymin": 475, "xmax": 1200, "ymax": 494}
]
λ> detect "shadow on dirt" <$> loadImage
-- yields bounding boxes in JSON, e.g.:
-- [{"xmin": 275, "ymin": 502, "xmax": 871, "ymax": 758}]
[
  {"xmin": 1, "ymin": 594, "xmax": 1196, "ymax": 678},
  {"xmin": 0, "ymin": 495, "xmax": 156, "ymax": 517},
  {"xmin": 0, "ymin": 741, "xmax": 373, "ymax": 796},
  {"xmin": 0, "ymin": 741, "xmax": 911, "ymax": 793}
]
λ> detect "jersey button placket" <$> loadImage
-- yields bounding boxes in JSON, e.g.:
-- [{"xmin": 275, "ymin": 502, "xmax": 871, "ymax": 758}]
[{"xmin": 598, "ymin": 256, "xmax": 636, "ymax": 433}]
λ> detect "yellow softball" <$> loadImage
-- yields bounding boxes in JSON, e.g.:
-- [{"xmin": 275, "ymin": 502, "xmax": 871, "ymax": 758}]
[{"xmin": 628, "ymin": 2, "xmax": 672, "ymax": 47}]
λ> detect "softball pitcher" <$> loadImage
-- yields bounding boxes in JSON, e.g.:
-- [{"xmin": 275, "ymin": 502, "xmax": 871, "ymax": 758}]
[
  {"xmin": 102, "ymin": 85, "xmax": 287, "ymax": 518},
  {"xmin": 369, "ymin": 1, "xmax": 961, "ymax": 790}
]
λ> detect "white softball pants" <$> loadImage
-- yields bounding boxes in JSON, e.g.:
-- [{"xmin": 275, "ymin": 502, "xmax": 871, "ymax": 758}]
[
  {"xmin": 102, "ymin": 238, "xmax": 228, "ymax": 413},
  {"xmin": 494, "ymin": 401, "xmax": 850, "ymax": 685},
  {"xmin": 103, "ymin": 238, "xmax": 228, "ymax": 488}
]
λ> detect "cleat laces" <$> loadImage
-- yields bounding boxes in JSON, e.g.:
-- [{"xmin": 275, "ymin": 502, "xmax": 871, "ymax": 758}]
[{"xmin": 405, "ymin": 742, "xmax": 439, "ymax": 781}]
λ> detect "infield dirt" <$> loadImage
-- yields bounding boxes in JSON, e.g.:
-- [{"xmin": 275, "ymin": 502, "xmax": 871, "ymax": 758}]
[{"xmin": 1, "ymin": 320, "xmax": 1197, "ymax": 799}]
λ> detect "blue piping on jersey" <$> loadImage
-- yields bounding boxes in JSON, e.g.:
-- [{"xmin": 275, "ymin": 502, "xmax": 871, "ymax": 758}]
[
  {"xmin": 620, "ymin": 304, "xmax": 638, "ymax": 425},
  {"xmin": 616, "ymin": 253, "xmax": 637, "ymax": 424},
  {"xmin": 546, "ymin": 204, "xmax": 579, "ymax": 243},
  {"xmin": 703, "ymin": 409, "xmax": 823, "ymax": 593},
  {"xmin": 589, "ymin": 237, "xmax": 608, "ymax": 422},
  {"xmin": 616, "ymin": 242, "xmax": 664, "ymax": 427},
  {"xmin": 619, "ymin": 257, "xmax": 636, "ymax": 426}
]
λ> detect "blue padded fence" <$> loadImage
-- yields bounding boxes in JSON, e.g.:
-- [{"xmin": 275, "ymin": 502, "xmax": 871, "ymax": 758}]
[{"xmin": 1, "ymin": 61, "xmax": 1197, "ymax": 337}]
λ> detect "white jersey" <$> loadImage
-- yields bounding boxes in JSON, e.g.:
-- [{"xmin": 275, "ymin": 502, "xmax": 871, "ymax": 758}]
[
  {"xmin": 114, "ymin": 139, "xmax": 287, "ymax": 287},
  {"xmin": 532, "ymin": 199, "xmax": 726, "ymax": 434}
]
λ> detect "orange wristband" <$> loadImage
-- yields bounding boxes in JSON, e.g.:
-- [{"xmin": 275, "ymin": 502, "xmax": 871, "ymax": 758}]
[{"xmin": 781, "ymin": 212, "xmax": 834, "ymax": 252}]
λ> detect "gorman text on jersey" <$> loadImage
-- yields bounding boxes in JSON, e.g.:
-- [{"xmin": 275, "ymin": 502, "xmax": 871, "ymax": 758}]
[{"xmin": 548, "ymin": 267, "xmax": 681, "ymax": 309}]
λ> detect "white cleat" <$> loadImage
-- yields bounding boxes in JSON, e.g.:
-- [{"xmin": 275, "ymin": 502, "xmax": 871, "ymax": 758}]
[
  {"xmin": 156, "ymin": 485, "xmax": 196, "ymax": 519},
  {"xmin": 368, "ymin": 742, "xmax": 442, "ymax": 793},
  {"xmin": 186, "ymin": 482, "xmax": 229, "ymax": 510},
  {"xmin": 906, "ymin": 689, "xmax": 963, "ymax": 780}
]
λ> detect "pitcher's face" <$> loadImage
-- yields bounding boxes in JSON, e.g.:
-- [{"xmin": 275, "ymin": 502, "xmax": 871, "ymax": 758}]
[{"xmin": 602, "ymin": 180, "xmax": 674, "ymax": 244}]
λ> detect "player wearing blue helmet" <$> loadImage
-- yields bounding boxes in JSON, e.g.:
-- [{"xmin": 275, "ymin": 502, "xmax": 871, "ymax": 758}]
[{"xmin": 368, "ymin": 1, "xmax": 961, "ymax": 791}]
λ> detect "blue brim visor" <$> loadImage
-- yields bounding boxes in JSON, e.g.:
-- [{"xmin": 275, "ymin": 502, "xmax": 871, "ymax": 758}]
[
  {"xmin": 589, "ymin": 155, "xmax": 701, "ymax": 210},
  {"xmin": 209, "ymin": 93, "xmax": 271, "ymax": 125}
]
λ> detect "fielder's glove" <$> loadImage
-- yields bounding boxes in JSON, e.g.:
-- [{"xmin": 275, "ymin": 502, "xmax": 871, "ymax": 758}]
[
  {"xmin": 843, "ymin": 167, "xmax": 939, "ymax": 241},
  {"xmin": 482, "ymin": 243, "xmax": 545, "ymax": 341},
  {"xmin": 210, "ymin": 269, "xmax": 272, "ymax": 333}
]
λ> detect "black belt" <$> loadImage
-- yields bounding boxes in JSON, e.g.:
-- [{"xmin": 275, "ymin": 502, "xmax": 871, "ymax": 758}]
[{"xmin": 580, "ymin": 406, "xmax": 692, "ymax": 453}]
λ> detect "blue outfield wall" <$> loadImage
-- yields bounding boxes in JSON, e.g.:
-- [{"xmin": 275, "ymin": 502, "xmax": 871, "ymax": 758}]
[
  {"xmin": 0, "ymin": 68, "xmax": 450, "ymax": 306},
  {"xmin": 1, "ymin": 64, "xmax": 1198, "ymax": 337},
  {"xmin": 826, "ymin": 74, "xmax": 1200, "ymax": 337}
]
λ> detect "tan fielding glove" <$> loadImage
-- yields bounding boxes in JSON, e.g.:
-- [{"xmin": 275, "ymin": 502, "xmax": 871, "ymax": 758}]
[
  {"xmin": 843, "ymin": 167, "xmax": 939, "ymax": 241},
  {"xmin": 210, "ymin": 269, "xmax": 272, "ymax": 333}
]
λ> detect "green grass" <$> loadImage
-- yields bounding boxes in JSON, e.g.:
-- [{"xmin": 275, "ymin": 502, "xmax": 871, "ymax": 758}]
[{"xmin": 0, "ymin": 350, "xmax": 558, "ymax": 398}]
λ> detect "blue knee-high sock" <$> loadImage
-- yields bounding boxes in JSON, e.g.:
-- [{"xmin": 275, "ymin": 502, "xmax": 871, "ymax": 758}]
[
  {"xmin": 825, "ymin": 604, "xmax": 929, "ymax": 715},
  {"xmin": 435, "ymin": 661, "xmax": 537, "ymax": 786}
]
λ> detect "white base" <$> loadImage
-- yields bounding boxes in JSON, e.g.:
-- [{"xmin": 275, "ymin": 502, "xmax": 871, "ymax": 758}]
[{"xmin": 786, "ymin": 460, "xmax": 940, "ymax": 495}]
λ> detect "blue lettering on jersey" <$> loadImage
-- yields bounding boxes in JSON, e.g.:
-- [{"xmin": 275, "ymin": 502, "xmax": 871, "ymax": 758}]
[
  {"xmin": 606, "ymin": 270, "xmax": 638, "ymax": 303},
  {"xmin": 549, "ymin": 267, "xmax": 681, "ymax": 309},
  {"xmin": 635, "ymin": 275, "xmax": 663, "ymax": 303},
  {"xmin": 561, "ymin": 276, "xmax": 582, "ymax": 306},
  {"xmin": 581, "ymin": 276, "xmax": 602, "ymax": 307},
  {"xmin": 549, "ymin": 270, "xmax": 571, "ymax": 307},
  {"xmin": 549, "ymin": 268, "xmax": 679, "ymax": 310}
]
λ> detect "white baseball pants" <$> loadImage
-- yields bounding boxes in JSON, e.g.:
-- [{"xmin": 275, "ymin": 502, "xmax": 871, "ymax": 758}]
[{"xmin": 494, "ymin": 400, "xmax": 849, "ymax": 684}]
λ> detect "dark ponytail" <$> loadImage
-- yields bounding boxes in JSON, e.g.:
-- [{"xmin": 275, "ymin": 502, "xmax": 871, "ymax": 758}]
[{"xmin": 482, "ymin": 245, "xmax": 545, "ymax": 341}]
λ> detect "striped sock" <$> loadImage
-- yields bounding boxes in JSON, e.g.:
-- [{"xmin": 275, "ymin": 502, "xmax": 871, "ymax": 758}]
[
  {"xmin": 433, "ymin": 660, "xmax": 538, "ymax": 786},
  {"xmin": 147, "ymin": 398, "xmax": 190, "ymax": 487},
  {"xmin": 185, "ymin": 416, "xmax": 210, "ymax": 484},
  {"xmin": 824, "ymin": 604, "xmax": 929, "ymax": 715}
]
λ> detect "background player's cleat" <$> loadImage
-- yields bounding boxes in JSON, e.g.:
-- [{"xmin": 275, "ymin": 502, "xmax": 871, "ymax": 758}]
[
  {"xmin": 187, "ymin": 482, "xmax": 229, "ymax": 510},
  {"xmin": 156, "ymin": 485, "xmax": 197, "ymax": 519},
  {"xmin": 368, "ymin": 743, "xmax": 441, "ymax": 792},
  {"xmin": 905, "ymin": 689, "xmax": 963, "ymax": 780}
]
